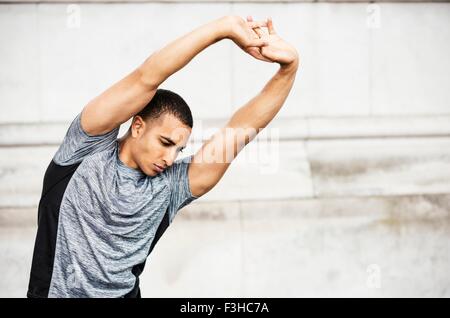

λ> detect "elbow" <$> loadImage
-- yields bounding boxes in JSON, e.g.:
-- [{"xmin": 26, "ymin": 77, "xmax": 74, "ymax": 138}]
[
  {"xmin": 138, "ymin": 53, "xmax": 163, "ymax": 90},
  {"xmin": 138, "ymin": 68, "xmax": 160, "ymax": 91}
]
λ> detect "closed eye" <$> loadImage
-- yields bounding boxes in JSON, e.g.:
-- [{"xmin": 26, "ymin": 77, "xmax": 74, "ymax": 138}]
[{"xmin": 160, "ymin": 136, "xmax": 185, "ymax": 153}]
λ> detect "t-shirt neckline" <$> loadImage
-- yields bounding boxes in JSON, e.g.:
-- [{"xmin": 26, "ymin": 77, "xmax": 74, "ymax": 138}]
[{"xmin": 115, "ymin": 140, "xmax": 147, "ymax": 179}]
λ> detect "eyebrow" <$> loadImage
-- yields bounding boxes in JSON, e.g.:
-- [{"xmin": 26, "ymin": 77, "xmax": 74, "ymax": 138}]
[{"xmin": 161, "ymin": 135, "xmax": 185, "ymax": 151}]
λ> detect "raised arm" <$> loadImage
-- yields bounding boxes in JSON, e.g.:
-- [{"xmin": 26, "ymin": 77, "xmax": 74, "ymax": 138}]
[
  {"xmin": 81, "ymin": 16, "xmax": 268, "ymax": 136},
  {"xmin": 189, "ymin": 17, "xmax": 299, "ymax": 197}
]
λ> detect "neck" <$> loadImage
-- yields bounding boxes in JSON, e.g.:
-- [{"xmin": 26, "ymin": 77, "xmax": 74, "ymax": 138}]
[{"xmin": 118, "ymin": 133, "xmax": 139, "ymax": 169}]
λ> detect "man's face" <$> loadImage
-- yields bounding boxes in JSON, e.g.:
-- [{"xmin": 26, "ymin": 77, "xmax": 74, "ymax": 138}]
[{"xmin": 131, "ymin": 113, "xmax": 191, "ymax": 177}]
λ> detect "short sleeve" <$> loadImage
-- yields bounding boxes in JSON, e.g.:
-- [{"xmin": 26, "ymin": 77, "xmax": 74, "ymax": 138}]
[
  {"xmin": 164, "ymin": 155, "xmax": 198, "ymax": 223},
  {"xmin": 53, "ymin": 112, "xmax": 120, "ymax": 166}
]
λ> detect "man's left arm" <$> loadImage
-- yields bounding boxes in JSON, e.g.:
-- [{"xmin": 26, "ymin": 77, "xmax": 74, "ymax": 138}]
[{"xmin": 188, "ymin": 18, "xmax": 299, "ymax": 197}]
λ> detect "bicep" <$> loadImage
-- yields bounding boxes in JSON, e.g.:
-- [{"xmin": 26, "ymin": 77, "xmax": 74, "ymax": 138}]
[{"xmin": 81, "ymin": 68, "xmax": 157, "ymax": 136}]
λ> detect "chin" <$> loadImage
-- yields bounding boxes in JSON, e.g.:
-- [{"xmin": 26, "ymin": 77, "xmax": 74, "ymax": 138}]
[
  {"xmin": 145, "ymin": 169, "xmax": 158, "ymax": 177},
  {"xmin": 139, "ymin": 165, "xmax": 156, "ymax": 177}
]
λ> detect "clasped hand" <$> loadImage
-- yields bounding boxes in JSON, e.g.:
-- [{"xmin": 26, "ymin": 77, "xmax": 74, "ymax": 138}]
[{"xmin": 224, "ymin": 15, "xmax": 299, "ymax": 67}]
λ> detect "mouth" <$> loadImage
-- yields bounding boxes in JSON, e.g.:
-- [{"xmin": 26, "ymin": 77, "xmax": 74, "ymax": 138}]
[{"xmin": 153, "ymin": 164, "xmax": 164, "ymax": 173}]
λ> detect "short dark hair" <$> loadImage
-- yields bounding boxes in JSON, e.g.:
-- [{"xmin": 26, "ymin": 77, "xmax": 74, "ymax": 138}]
[{"xmin": 135, "ymin": 88, "xmax": 193, "ymax": 128}]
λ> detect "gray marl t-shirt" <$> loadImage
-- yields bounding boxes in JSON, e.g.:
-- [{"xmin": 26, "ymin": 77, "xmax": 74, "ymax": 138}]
[{"xmin": 45, "ymin": 112, "xmax": 197, "ymax": 297}]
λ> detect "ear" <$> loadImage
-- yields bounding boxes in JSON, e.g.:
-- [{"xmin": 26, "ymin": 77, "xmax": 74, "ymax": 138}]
[{"xmin": 131, "ymin": 116, "xmax": 146, "ymax": 138}]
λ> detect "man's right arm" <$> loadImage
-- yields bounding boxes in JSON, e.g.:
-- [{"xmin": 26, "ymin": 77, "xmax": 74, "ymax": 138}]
[{"xmin": 81, "ymin": 16, "xmax": 268, "ymax": 136}]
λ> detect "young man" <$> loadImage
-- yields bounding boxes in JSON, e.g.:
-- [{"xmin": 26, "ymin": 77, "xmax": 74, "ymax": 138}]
[{"xmin": 27, "ymin": 15, "xmax": 299, "ymax": 298}]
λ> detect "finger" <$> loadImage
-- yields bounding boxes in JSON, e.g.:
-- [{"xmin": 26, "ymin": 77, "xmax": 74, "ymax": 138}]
[
  {"xmin": 247, "ymin": 47, "xmax": 273, "ymax": 63},
  {"xmin": 247, "ymin": 21, "xmax": 268, "ymax": 29},
  {"xmin": 247, "ymin": 38, "xmax": 269, "ymax": 47},
  {"xmin": 247, "ymin": 15, "xmax": 268, "ymax": 29},
  {"xmin": 252, "ymin": 26, "xmax": 264, "ymax": 38},
  {"xmin": 246, "ymin": 15, "xmax": 261, "ymax": 39},
  {"xmin": 251, "ymin": 28, "xmax": 260, "ymax": 40},
  {"xmin": 267, "ymin": 17, "xmax": 276, "ymax": 34},
  {"xmin": 245, "ymin": 15, "xmax": 267, "ymax": 39},
  {"xmin": 247, "ymin": 47, "xmax": 261, "ymax": 58}
]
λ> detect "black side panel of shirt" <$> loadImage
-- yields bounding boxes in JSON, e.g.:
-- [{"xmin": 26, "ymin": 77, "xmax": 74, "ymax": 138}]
[{"xmin": 27, "ymin": 160, "xmax": 81, "ymax": 298}]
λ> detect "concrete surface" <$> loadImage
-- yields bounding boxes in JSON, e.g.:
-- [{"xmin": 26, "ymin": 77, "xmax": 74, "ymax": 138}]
[
  {"xmin": 1, "ymin": 194, "xmax": 449, "ymax": 297},
  {"xmin": 1, "ymin": 3, "xmax": 449, "ymax": 123}
]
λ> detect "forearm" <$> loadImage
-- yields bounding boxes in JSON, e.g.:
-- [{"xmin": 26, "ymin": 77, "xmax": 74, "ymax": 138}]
[
  {"xmin": 139, "ymin": 17, "xmax": 229, "ymax": 88},
  {"xmin": 191, "ymin": 61, "xmax": 298, "ymax": 190},
  {"xmin": 228, "ymin": 60, "xmax": 299, "ymax": 133}
]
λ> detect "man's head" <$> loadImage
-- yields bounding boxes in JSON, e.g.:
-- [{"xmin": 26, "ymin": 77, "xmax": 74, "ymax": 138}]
[{"xmin": 124, "ymin": 89, "xmax": 193, "ymax": 177}]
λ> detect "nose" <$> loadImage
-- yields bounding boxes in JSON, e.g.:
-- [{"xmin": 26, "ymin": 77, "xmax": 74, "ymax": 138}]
[{"xmin": 162, "ymin": 148, "xmax": 178, "ymax": 168}]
